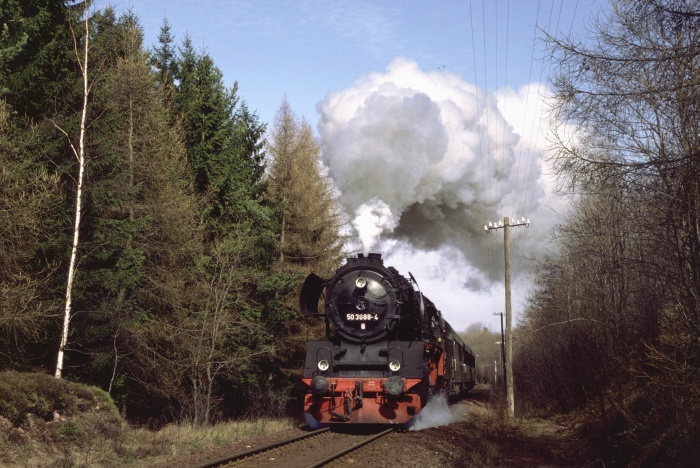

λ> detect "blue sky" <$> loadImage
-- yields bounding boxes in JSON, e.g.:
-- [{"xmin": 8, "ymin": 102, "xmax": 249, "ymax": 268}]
[
  {"xmin": 97, "ymin": 0, "xmax": 607, "ymax": 332},
  {"xmin": 101, "ymin": 0, "xmax": 604, "ymax": 126}
]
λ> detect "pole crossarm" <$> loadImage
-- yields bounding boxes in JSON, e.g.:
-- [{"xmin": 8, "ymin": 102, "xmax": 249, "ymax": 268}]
[{"xmin": 484, "ymin": 217, "xmax": 530, "ymax": 232}]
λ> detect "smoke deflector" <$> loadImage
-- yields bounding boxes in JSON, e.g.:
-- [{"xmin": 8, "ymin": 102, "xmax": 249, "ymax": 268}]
[{"xmin": 300, "ymin": 273, "xmax": 326, "ymax": 316}]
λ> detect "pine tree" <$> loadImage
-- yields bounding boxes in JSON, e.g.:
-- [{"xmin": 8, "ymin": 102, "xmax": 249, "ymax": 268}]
[
  {"xmin": 264, "ymin": 99, "xmax": 346, "ymax": 390},
  {"xmin": 65, "ymin": 12, "xmax": 203, "ymax": 398},
  {"xmin": 266, "ymin": 98, "xmax": 345, "ymax": 275},
  {"xmin": 0, "ymin": 0, "xmax": 79, "ymax": 120},
  {"xmin": 0, "ymin": 100, "xmax": 63, "ymax": 368}
]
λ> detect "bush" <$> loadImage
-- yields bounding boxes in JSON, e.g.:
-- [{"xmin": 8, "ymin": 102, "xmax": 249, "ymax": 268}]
[{"xmin": 0, "ymin": 371, "xmax": 116, "ymax": 426}]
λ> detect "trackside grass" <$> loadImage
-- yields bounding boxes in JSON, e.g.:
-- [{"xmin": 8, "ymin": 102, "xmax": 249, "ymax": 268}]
[{"xmin": 0, "ymin": 371, "xmax": 297, "ymax": 467}]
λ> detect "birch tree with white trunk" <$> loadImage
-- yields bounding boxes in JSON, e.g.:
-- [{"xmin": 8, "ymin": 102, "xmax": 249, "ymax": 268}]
[{"xmin": 55, "ymin": 2, "xmax": 90, "ymax": 379}]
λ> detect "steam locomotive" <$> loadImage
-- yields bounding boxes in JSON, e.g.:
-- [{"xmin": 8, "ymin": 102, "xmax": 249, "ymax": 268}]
[{"xmin": 300, "ymin": 253, "xmax": 476, "ymax": 425}]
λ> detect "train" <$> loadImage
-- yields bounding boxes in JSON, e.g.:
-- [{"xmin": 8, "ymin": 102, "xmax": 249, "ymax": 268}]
[{"xmin": 300, "ymin": 253, "xmax": 476, "ymax": 425}]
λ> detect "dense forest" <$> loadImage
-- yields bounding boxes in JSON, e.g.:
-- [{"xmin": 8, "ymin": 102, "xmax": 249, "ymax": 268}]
[
  {"xmin": 2, "ymin": 0, "xmax": 699, "ymax": 464},
  {"xmin": 0, "ymin": 0, "xmax": 345, "ymax": 426}
]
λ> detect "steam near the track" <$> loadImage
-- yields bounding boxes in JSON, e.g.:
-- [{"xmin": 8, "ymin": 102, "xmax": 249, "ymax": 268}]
[
  {"xmin": 407, "ymin": 394, "xmax": 466, "ymax": 431},
  {"xmin": 317, "ymin": 58, "xmax": 566, "ymax": 328}
]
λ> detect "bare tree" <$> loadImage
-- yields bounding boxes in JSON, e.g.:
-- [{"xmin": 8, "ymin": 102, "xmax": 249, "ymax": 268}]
[
  {"xmin": 546, "ymin": 1, "xmax": 700, "ymax": 329},
  {"xmin": 518, "ymin": 1, "xmax": 700, "ymax": 457}
]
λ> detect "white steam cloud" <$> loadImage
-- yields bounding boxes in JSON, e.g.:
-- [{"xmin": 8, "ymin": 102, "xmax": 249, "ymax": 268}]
[
  {"xmin": 352, "ymin": 198, "xmax": 397, "ymax": 254},
  {"xmin": 317, "ymin": 58, "xmax": 567, "ymax": 329},
  {"xmin": 408, "ymin": 394, "xmax": 465, "ymax": 431}
]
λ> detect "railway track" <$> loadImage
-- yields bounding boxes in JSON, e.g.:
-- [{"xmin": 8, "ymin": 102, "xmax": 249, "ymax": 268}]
[{"xmin": 192, "ymin": 427, "xmax": 394, "ymax": 468}]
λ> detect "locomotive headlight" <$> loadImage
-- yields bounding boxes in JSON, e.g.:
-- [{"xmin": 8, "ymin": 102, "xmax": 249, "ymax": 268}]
[
  {"xmin": 317, "ymin": 359, "xmax": 330, "ymax": 372},
  {"xmin": 388, "ymin": 360, "xmax": 401, "ymax": 372},
  {"xmin": 355, "ymin": 277, "xmax": 367, "ymax": 289}
]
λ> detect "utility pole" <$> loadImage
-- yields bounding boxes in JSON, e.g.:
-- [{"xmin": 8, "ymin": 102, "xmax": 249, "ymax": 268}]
[
  {"xmin": 485, "ymin": 216, "xmax": 529, "ymax": 418},
  {"xmin": 493, "ymin": 312, "xmax": 506, "ymax": 388}
]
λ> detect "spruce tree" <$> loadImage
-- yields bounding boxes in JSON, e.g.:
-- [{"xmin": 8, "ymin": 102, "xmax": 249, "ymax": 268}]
[
  {"xmin": 151, "ymin": 18, "xmax": 177, "ymax": 89},
  {"xmin": 65, "ymin": 12, "xmax": 202, "ymax": 400},
  {"xmin": 0, "ymin": 0, "xmax": 79, "ymax": 120},
  {"xmin": 0, "ymin": 100, "xmax": 63, "ymax": 369},
  {"xmin": 162, "ymin": 38, "xmax": 303, "ymax": 421}
]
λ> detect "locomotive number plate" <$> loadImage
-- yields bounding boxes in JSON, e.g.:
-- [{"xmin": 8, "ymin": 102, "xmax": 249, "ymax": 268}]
[{"xmin": 346, "ymin": 313, "xmax": 379, "ymax": 321}]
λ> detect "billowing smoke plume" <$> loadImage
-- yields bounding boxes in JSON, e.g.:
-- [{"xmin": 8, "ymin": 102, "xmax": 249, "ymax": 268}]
[
  {"xmin": 319, "ymin": 59, "xmax": 557, "ymax": 275},
  {"xmin": 317, "ymin": 58, "xmax": 566, "ymax": 327}
]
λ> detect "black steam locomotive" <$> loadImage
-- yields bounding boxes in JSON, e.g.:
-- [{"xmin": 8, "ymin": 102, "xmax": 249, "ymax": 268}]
[{"xmin": 300, "ymin": 253, "xmax": 475, "ymax": 425}]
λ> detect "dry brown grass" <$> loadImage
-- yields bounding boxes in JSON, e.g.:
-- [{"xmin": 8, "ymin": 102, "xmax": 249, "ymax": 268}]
[
  {"xmin": 400, "ymin": 395, "xmax": 597, "ymax": 467},
  {"xmin": 128, "ymin": 418, "xmax": 297, "ymax": 467},
  {"xmin": 1, "ymin": 414, "xmax": 297, "ymax": 467},
  {"xmin": 0, "ymin": 372, "xmax": 298, "ymax": 467}
]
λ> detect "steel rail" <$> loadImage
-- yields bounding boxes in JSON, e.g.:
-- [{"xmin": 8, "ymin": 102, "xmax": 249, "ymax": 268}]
[
  {"xmin": 303, "ymin": 428, "xmax": 394, "ymax": 468},
  {"xmin": 191, "ymin": 427, "xmax": 330, "ymax": 468}
]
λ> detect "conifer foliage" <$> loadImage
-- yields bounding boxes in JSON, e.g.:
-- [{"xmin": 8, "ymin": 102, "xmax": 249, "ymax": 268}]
[
  {"xmin": 0, "ymin": 2, "xmax": 343, "ymax": 425},
  {"xmin": 266, "ymin": 99, "xmax": 345, "ymax": 276}
]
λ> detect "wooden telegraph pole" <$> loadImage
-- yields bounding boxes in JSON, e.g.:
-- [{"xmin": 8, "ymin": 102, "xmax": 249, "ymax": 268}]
[
  {"xmin": 493, "ymin": 311, "xmax": 506, "ymax": 388},
  {"xmin": 485, "ymin": 216, "xmax": 529, "ymax": 418}
]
